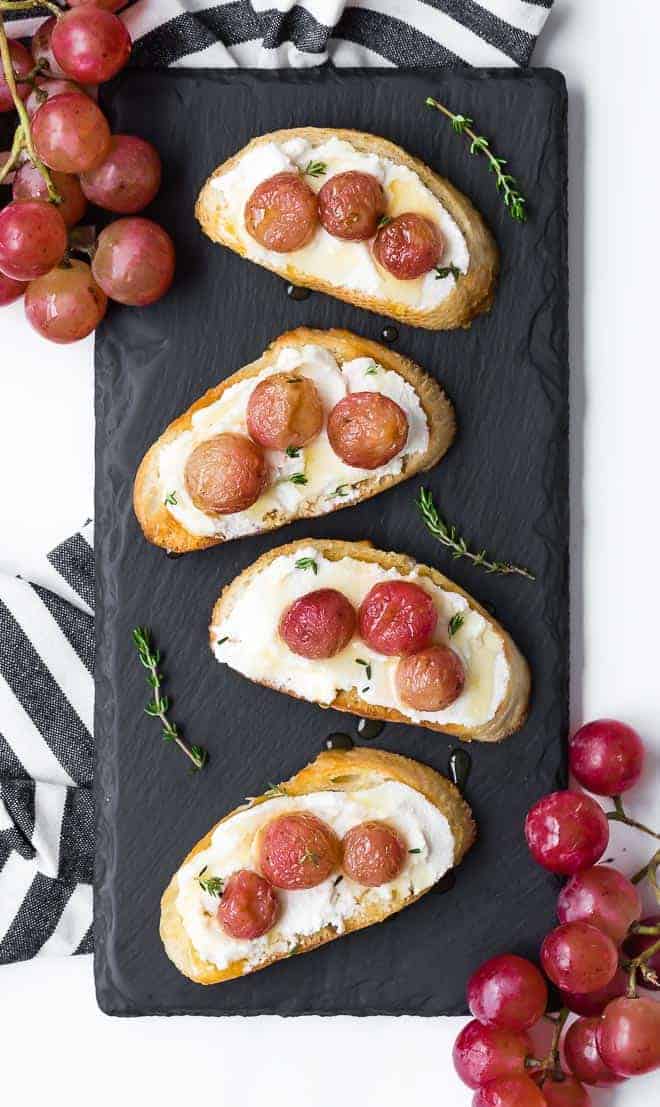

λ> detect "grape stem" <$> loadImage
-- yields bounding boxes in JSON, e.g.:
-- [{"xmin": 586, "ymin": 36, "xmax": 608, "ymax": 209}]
[
  {"xmin": 623, "ymin": 935, "xmax": 660, "ymax": 998},
  {"xmin": 607, "ymin": 795, "xmax": 660, "ymax": 841},
  {"xmin": 0, "ymin": 12, "xmax": 62, "ymax": 202},
  {"xmin": 526, "ymin": 1006, "xmax": 569, "ymax": 1082},
  {"xmin": 0, "ymin": 119, "xmax": 24, "ymax": 184},
  {"xmin": 0, "ymin": 0, "xmax": 62, "ymax": 16}
]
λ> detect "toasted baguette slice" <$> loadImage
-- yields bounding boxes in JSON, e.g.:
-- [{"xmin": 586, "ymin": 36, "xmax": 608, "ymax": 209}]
[
  {"xmin": 160, "ymin": 746, "xmax": 475, "ymax": 985},
  {"xmin": 196, "ymin": 127, "xmax": 498, "ymax": 330},
  {"xmin": 210, "ymin": 538, "xmax": 531, "ymax": 743},
  {"xmin": 134, "ymin": 327, "xmax": 455, "ymax": 554}
]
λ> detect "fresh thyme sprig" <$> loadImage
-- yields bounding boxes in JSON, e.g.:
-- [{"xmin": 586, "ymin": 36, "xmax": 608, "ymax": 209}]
[
  {"xmin": 417, "ymin": 488, "xmax": 535, "ymax": 580},
  {"xmin": 304, "ymin": 160, "xmax": 327, "ymax": 178},
  {"xmin": 197, "ymin": 866, "xmax": 224, "ymax": 897},
  {"xmin": 448, "ymin": 613, "xmax": 464, "ymax": 637},
  {"xmin": 425, "ymin": 97, "xmax": 527, "ymax": 222},
  {"xmin": 289, "ymin": 472, "xmax": 308, "ymax": 485},
  {"xmin": 435, "ymin": 263, "xmax": 462, "ymax": 282},
  {"xmin": 285, "ymin": 446, "xmax": 301, "ymax": 458},
  {"xmin": 295, "ymin": 557, "xmax": 318, "ymax": 574},
  {"xmin": 132, "ymin": 626, "xmax": 207, "ymax": 771}
]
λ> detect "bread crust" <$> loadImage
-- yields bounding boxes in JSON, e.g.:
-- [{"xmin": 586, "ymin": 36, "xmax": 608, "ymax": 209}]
[
  {"xmin": 133, "ymin": 327, "xmax": 456, "ymax": 553},
  {"xmin": 195, "ymin": 127, "xmax": 499, "ymax": 330},
  {"xmin": 160, "ymin": 746, "xmax": 475, "ymax": 985},
  {"xmin": 211, "ymin": 538, "xmax": 531, "ymax": 743}
]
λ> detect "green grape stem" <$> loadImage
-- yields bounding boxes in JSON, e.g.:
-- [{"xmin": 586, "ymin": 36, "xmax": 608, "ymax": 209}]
[{"xmin": 0, "ymin": 10, "xmax": 62, "ymax": 202}]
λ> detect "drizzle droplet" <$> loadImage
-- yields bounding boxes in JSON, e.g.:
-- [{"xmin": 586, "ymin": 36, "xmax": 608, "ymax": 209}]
[
  {"xmin": 324, "ymin": 732, "xmax": 354, "ymax": 751},
  {"xmin": 381, "ymin": 325, "xmax": 399, "ymax": 344},
  {"xmin": 356, "ymin": 718, "xmax": 385, "ymax": 741},
  {"xmin": 287, "ymin": 284, "xmax": 311, "ymax": 301},
  {"xmin": 166, "ymin": 551, "xmax": 183, "ymax": 560},
  {"xmin": 448, "ymin": 748, "xmax": 472, "ymax": 792}
]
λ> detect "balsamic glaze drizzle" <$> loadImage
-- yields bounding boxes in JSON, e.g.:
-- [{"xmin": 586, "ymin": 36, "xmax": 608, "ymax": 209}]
[
  {"xmin": 448, "ymin": 748, "xmax": 472, "ymax": 793},
  {"xmin": 381, "ymin": 325, "xmax": 399, "ymax": 344},
  {"xmin": 287, "ymin": 284, "xmax": 311, "ymax": 301},
  {"xmin": 356, "ymin": 718, "xmax": 385, "ymax": 741},
  {"xmin": 324, "ymin": 732, "xmax": 354, "ymax": 751}
]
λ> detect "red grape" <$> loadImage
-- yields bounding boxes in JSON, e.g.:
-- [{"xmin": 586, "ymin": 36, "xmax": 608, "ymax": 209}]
[
  {"xmin": 51, "ymin": 9, "xmax": 131, "ymax": 84},
  {"xmin": 80, "ymin": 135, "xmax": 161, "ymax": 213},
  {"xmin": 13, "ymin": 163, "xmax": 87, "ymax": 228},
  {"xmin": 623, "ymin": 915, "xmax": 660, "ymax": 991},
  {"xmin": 0, "ymin": 41, "xmax": 32, "ymax": 113},
  {"xmin": 538, "ymin": 1074, "xmax": 591, "ymax": 1107},
  {"xmin": 0, "ymin": 200, "xmax": 67, "ymax": 281},
  {"xmin": 563, "ymin": 1016, "xmax": 626, "ymax": 1086},
  {"xmin": 25, "ymin": 259, "xmax": 107, "ymax": 343},
  {"xmin": 91, "ymin": 217, "xmax": 175, "ymax": 305},
  {"xmin": 557, "ymin": 866, "xmax": 642, "ymax": 942},
  {"xmin": 541, "ymin": 922, "xmax": 618, "ymax": 994},
  {"xmin": 31, "ymin": 17, "xmax": 67, "ymax": 79},
  {"xmin": 0, "ymin": 271, "xmax": 27, "ymax": 306},
  {"xmin": 596, "ymin": 995, "xmax": 660, "ymax": 1076},
  {"xmin": 472, "ymin": 1075, "xmax": 545, "ymax": 1107},
  {"xmin": 453, "ymin": 1020, "xmax": 532, "ymax": 1089},
  {"xmin": 524, "ymin": 791, "xmax": 608, "ymax": 875},
  {"xmin": 569, "ymin": 719, "xmax": 644, "ymax": 796},
  {"xmin": 467, "ymin": 954, "xmax": 548, "ymax": 1031},
  {"xmin": 560, "ymin": 968, "xmax": 627, "ymax": 1016},
  {"xmin": 32, "ymin": 92, "xmax": 111, "ymax": 173},
  {"xmin": 26, "ymin": 78, "xmax": 83, "ymax": 118}
]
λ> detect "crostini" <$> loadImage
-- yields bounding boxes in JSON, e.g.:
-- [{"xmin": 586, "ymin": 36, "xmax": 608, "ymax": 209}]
[
  {"xmin": 160, "ymin": 746, "xmax": 475, "ymax": 984},
  {"xmin": 196, "ymin": 127, "xmax": 498, "ymax": 331},
  {"xmin": 210, "ymin": 539, "xmax": 531, "ymax": 743},
  {"xmin": 134, "ymin": 328, "xmax": 455, "ymax": 554}
]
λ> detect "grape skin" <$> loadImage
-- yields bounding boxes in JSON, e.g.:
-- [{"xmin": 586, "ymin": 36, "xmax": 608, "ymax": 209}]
[
  {"xmin": 569, "ymin": 719, "xmax": 644, "ymax": 796},
  {"xmin": 80, "ymin": 135, "xmax": 162, "ymax": 214},
  {"xmin": 0, "ymin": 200, "xmax": 67, "ymax": 282},
  {"xmin": 467, "ymin": 954, "xmax": 548, "ymax": 1031},
  {"xmin": 25, "ymin": 260, "xmax": 107, "ymax": 344},
  {"xmin": 32, "ymin": 92, "xmax": 112, "ymax": 174},
  {"xmin": 540, "ymin": 921, "xmax": 618, "ymax": 994},
  {"xmin": 556, "ymin": 865, "xmax": 642, "ymax": 942},
  {"xmin": 91, "ymin": 217, "xmax": 175, "ymax": 305},
  {"xmin": 51, "ymin": 8, "xmax": 132, "ymax": 85},
  {"xmin": 524, "ymin": 791, "xmax": 609, "ymax": 874}
]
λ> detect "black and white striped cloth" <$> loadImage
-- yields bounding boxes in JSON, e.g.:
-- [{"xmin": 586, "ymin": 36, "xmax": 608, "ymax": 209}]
[
  {"xmin": 0, "ymin": 1, "xmax": 554, "ymax": 965},
  {"xmin": 6, "ymin": 1, "xmax": 554, "ymax": 70},
  {"xmin": 0, "ymin": 525, "xmax": 94, "ymax": 963}
]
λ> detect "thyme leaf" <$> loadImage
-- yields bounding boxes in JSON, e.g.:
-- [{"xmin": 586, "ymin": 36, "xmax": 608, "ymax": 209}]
[
  {"xmin": 448, "ymin": 613, "xmax": 464, "ymax": 638},
  {"xmin": 164, "ymin": 491, "xmax": 178, "ymax": 506},
  {"xmin": 435, "ymin": 263, "xmax": 462, "ymax": 282},
  {"xmin": 295, "ymin": 557, "xmax": 318, "ymax": 574},
  {"xmin": 289, "ymin": 473, "xmax": 308, "ymax": 485},
  {"xmin": 198, "ymin": 866, "xmax": 224, "ymax": 896},
  {"xmin": 131, "ymin": 626, "xmax": 207, "ymax": 771},
  {"xmin": 304, "ymin": 160, "xmax": 327, "ymax": 178}
]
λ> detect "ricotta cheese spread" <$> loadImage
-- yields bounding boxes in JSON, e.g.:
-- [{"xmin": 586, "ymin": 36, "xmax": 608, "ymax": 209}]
[
  {"xmin": 176, "ymin": 781, "xmax": 455, "ymax": 970},
  {"xmin": 206, "ymin": 135, "xmax": 470, "ymax": 310},
  {"xmin": 158, "ymin": 344, "xmax": 429, "ymax": 539},
  {"xmin": 211, "ymin": 547, "xmax": 509, "ymax": 728}
]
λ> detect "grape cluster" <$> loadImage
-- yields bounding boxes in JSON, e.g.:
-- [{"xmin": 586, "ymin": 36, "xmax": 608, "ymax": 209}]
[
  {"xmin": 0, "ymin": 3, "xmax": 174, "ymax": 342},
  {"xmin": 453, "ymin": 718, "xmax": 660, "ymax": 1105}
]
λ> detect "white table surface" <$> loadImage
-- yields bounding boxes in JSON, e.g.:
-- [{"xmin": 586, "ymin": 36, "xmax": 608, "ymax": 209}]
[{"xmin": 1, "ymin": 3, "xmax": 659, "ymax": 1104}]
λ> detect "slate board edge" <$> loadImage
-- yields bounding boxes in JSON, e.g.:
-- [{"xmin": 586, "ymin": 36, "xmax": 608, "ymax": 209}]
[{"xmin": 93, "ymin": 66, "xmax": 569, "ymax": 1017}]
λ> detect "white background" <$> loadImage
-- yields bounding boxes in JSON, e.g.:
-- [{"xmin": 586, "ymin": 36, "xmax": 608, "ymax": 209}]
[{"xmin": 1, "ymin": 2, "xmax": 659, "ymax": 1104}]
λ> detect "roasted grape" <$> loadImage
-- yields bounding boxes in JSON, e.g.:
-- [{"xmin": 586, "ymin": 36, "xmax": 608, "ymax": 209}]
[
  {"xmin": 569, "ymin": 719, "xmax": 644, "ymax": 796},
  {"xmin": 259, "ymin": 812, "xmax": 340, "ymax": 890},
  {"xmin": 373, "ymin": 213, "xmax": 444, "ymax": 279},
  {"xmin": 467, "ymin": 954, "xmax": 548, "ymax": 1031},
  {"xmin": 540, "ymin": 921, "xmax": 618, "ymax": 994},
  {"xmin": 246, "ymin": 372, "xmax": 324, "ymax": 451},
  {"xmin": 342, "ymin": 821, "xmax": 406, "ymax": 886},
  {"xmin": 13, "ymin": 163, "xmax": 87, "ymax": 228},
  {"xmin": 453, "ymin": 1020, "xmax": 532, "ymax": 1089},
  {"xmin": 524, "ymin": 791, "xmax": 609, "ymax": 875},
  {"xmin": 327, "ymin": 391, "xmax": 408, "ymax": 469},
  {"xmin": 91, "ymin": 217, "xmax": 175, "ymax": 305},
  {"xmin": 245, "ymin": 171, "xmax": 318, "ymax": 252},
  {"xmin": 358, "ymin": 580, "xmax": 436, "ymax": 656},
  {"xmin": 556, "ymin": 865, "xmax": 641, "ymax": 942},
  {"xmin": 25, "ymin": 259, "xmax": 107, "ymax": 343},
  {"xmin": 396, "ymin": 645, "xmax": 465, "ymax": 711},
  {"xmin": 0, "ymin": 40, "xmax": 32, "ymax": 113},
  {"xmin": 563, "ymin": 1016, "xmax": 625, "ymax": 1086},
  {"xmin": 279, "ymin": 588, "xmax": 356, "ymax": 660},
  {"xmin": 80, "ymin": 134, "xmax": 162, "ymax": 213},
  {"xmin": 318, "ymin": 171, "xmax": 385, "ymax": 241},
  {"xmin": 217, "ymin": 870, "xmax": 280, "ymax": 940},
  {"xmin": 51, "ymin": 8, "xmax": 131, "ymax": 84},
  {"xmin": 0, "ymin": 200, "xmax": 67, "ymax": 281},
  {"xmin": 32, "ymin": 92, "xmax": 111, "ymax": 173},
  {"xmin": 596, "ymin": 995, "xmax": 660, "ymax": 1076},
  {"xmin": 184, "ymin": 433, "xmax": 267, "ymax": 515}
]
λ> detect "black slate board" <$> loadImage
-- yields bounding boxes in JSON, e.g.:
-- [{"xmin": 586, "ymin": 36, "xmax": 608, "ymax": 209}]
[{"xmin": 94, "ymin": 67, "xmax": 568, "ymax": 1017}]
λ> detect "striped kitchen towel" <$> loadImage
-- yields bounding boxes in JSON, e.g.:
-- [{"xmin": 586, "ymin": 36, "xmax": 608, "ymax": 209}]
[
  {"xmin": 6, "ymin": 1, "xmax": 555, "ymax": 70},
  {"xmin": 0, "ymin": 524, "xmax": 94, "ymax": 963},
  {"xmin": 0, "ymin": 0, "xmax": 554, "ymax": 965}
]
